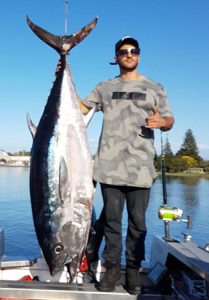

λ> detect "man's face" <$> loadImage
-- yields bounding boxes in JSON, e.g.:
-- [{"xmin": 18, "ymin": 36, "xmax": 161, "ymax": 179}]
[{"xmin": 116, "ymin": 44, "xmax": 140, "ymax": 71}]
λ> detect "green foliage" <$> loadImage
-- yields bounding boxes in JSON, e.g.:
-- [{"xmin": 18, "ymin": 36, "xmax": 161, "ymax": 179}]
[
  {"xmin": 176, "ymin": 129, "xmax": 202, "ymax": 162},
  {"xmin": 11, "ymin": 150, "xmax": 31, "ymax": 156},
  {"xmin": 156, "ymin": 129, "xmax": 207, "ymax": 173},
  {"xmin": 199, "ymin": 160, "xmax": 209, "ymax": 173},
  {"xmin": 154, "ymin": 152, "xmax": 161, "ymax": 171},
  {"xmin": 181, "ymin": 155, "xmax": 198, "ymax": 168},
  {"xmin": 168, "ymin": 156, "xmax": 188, "ymax": 173},
  {"xmin": 164, "ymin": 136, "xmax": 173, "ymax": 157}
]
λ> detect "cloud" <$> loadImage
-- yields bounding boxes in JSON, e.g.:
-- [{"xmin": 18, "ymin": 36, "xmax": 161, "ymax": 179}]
[
  {"xmin": 198, "ymin": 144, "xmax": 209, "ymax": 150},
  {"xmin": 198, "ymin": 144, "xmax": 209, "ymax": 160}
]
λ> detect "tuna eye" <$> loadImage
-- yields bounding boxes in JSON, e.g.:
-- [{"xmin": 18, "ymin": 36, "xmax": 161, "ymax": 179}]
[{"xmin": 54, "ymin": 244, "xmax": 63, "ymax": 255}]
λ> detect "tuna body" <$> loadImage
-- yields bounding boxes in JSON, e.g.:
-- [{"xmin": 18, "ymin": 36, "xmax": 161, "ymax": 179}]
[{"xmin": 27, "ymin": 17, "xmax": 97, "ymax": 278}]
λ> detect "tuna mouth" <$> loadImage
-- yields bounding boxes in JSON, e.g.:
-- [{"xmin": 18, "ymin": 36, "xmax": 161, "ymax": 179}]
[
  {"xmin": 63, "ymin": 254, "xmax": 72, "ymax": 265},
  {"xmin": 49, "ymin": 253, "xmax": 71, "ymax": 276}
]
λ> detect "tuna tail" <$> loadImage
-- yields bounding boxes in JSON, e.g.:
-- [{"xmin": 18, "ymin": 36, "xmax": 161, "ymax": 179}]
[{"xmin": 26, "ymin": 16, "xmax": 98, "ymax": 55}]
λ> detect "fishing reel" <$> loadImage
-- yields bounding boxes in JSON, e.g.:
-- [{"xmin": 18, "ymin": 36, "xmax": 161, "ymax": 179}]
[
  {"xmin": 158, "ymin": 205, "xmax": 192, "ymax": 228},
  {"xmin": 158, "ymin": 205, "xmax": 192, "ymax": 241},
  {"xmin": 158, "ymin": 205, "xmax": 183, "ymax": 222}
]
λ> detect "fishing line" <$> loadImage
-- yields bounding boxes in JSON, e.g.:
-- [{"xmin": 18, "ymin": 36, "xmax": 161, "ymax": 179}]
[{"xmin": 65, "ymin": 0, "xmax": 69, "ymax": 34}]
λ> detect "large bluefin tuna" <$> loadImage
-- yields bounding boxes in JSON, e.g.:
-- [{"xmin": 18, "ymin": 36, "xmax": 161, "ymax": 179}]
[{"xmin": 26, "ymin": 16, "xmax": 97, "ymax": 279}]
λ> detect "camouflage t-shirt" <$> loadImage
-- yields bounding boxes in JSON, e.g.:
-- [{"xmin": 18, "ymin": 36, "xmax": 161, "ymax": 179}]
[{"xmin": 85, "ymin": 76, "xmax": 173, "ymax": 188}]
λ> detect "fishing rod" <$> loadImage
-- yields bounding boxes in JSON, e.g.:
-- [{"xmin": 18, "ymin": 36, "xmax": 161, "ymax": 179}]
[
  {"xmin": 159, "ymin": 133, "xmax": 182, "ymax": 241},
  {"xmin": 161, "ymin": 132, "xmax": 167, "ymax": 206},
  {"xmin": 160, "ymin": 132, "xmax": 171, "ymax": 241}
]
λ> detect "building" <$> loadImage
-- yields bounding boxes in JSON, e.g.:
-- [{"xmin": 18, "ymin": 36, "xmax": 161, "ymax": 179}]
[
  {"xmin": 0, "ymin": 150, "xmax": 30, "ymax": 166},
  {"xmin": 185, "ymin": 167, "xmax": 205, "ymax": 174}
]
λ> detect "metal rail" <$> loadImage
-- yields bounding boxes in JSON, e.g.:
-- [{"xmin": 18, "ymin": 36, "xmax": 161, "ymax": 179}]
[{"xmin": 0, "ymin": 279, "xmax": 173, "ymax": 300}]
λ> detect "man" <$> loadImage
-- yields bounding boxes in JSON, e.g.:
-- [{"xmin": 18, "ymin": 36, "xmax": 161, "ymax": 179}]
[{"xmin": 81, "ymin": 36, "xmax": 174, "ymax": 294}]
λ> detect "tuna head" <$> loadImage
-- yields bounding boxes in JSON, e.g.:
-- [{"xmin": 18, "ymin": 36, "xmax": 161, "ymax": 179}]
[
  {"xmin": 43, "ymin": 221, "xmax": 84, "ymax": 278},
  {"xmin": 36, "ymin": 190, "xmax": 92, "ymax": 278}
]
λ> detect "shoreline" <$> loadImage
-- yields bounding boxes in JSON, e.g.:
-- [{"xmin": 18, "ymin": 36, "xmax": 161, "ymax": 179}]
[
  {"xmin": 1, "ymin": 165, "xmax": 209, "ymax": 178},
  {"xmin": 0, "ymin": 164, "xmax": 29, "ymax": 168},
  {"xmin": 158, "ymin": 172, "xmax": 209, "ymax": 179}
]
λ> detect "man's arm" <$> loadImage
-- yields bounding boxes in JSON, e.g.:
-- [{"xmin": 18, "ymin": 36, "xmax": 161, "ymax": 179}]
[
  {"xmin": 158, "ymin": 116, "xmax": 175, "ymax": 131},
  {"xmin": 79, "ymin": 100, "xmax": 92, "ymax": 115}
]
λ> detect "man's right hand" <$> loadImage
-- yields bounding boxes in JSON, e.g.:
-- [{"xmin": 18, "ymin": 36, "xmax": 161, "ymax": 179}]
[{"xmin": 55, "ymin": 59, "xmax": 62, "ymax": 76}]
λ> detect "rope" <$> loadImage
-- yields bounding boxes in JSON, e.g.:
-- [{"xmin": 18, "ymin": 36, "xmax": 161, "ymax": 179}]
[{"xmin": 64, "ymin": 0, "xmax": 69, "ymax": 34}]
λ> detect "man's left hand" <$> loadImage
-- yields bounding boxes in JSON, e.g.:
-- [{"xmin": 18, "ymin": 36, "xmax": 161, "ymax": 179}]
[
  {"xmin": 145, "ymin": 106, "xmax": 166, "ymax": 129},
  {"xmin": 146, "ymin": 106, "xmax": 174, "ymax": 131}
]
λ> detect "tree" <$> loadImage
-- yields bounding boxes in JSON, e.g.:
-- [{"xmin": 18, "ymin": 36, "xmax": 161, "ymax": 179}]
[
  {"xmin": 169, "ymin": 156, "xmax": 188, "ymax": 173},
  {"xmin": 163, "ymin": 136, "xmax": 174, "ymax": 172},
  {"xmin": 199, "ymin": 159, "xmax": 209, "ymax": 173},
  {"xmin": 164, "ymin": 136, "xmax": 173, "ymax": 156},
  {"xmin": 181, "ymin": 155, "xmax": 198, "ymax": 168},
  {"xmin": 12, "ymin": 150, "xmax": 31, "ymax": 156},
  {"xmin": 154, "ymin": 152, "xmax": 161, "ymax": 171},
  {"xmin": 176, "ymin": 129, "xmax": 202, "ymax": 162}
]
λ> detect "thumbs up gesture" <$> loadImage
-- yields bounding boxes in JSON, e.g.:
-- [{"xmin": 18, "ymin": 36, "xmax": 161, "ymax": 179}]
[{"xmin": 145, "ymin": 106, "xmax": 166, "ymax": 129}]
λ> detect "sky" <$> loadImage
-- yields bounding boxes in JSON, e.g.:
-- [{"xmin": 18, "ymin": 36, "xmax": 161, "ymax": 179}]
[{"xmin": 1, "ymin": 0, "xmax": 209, "ymax": 159}]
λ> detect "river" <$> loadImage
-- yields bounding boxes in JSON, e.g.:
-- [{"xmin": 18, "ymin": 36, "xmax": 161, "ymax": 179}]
[{"xmin": 0, "ymin": 166, "xmax": 209, "ymax": 263}]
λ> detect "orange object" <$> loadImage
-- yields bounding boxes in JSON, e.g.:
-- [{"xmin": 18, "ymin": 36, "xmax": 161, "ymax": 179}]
[
  {"xmin": 19, "ymin": 275, "xmax": 33, "ymax": 281},
  {"xmin": 79, "ymin": 255, "xmax": 88, "ymax": 272}
]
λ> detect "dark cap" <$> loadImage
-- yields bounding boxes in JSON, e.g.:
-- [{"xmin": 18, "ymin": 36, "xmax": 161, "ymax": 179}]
[{"xmin": 115, "ymin": 36, "xmax": 140, "ymax": 54}]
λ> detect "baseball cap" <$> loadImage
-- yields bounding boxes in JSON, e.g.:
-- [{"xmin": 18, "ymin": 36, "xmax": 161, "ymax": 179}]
[
  {"xmin": 110, "ymin": 36, "xmax": 140, "ymax": 65},
  {"xmin": 115, "ymin": 36, "xmax": 140, "ymax": 54}
]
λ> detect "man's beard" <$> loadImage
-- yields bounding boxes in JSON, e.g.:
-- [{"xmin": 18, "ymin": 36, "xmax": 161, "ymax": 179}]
[{"xmin": 120, "ymin": 61, "xmax": 138, "ymax": 72}]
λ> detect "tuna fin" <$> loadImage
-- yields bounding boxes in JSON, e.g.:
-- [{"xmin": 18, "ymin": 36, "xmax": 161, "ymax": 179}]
[
  {"xmin": 26, "ymin": 113, "xmax": 37, "ymax": 138},
  {"xmin": 83, "ymin": 106, "xmax": 96, "ymax": 127},
  {"xmin": 59, "ymin": 157, "xmax": 69, "ymax": 204},
  {"xmin": 26, "ymin": 16, "xmax": 98, "ymax": 55}
]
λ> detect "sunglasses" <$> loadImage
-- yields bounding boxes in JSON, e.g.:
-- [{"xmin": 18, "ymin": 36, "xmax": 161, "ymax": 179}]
[{"xmin": 116, "ymin": 48, "xmax": 140, "ymax": 57}]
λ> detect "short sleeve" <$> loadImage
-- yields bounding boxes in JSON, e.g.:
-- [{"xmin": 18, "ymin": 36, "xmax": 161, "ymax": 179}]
[
  {"xmin": 157, "ymin": 85, "xmax": 173, "ymax": 118},
  {"xmin": 84, "ymin": 82, "xmax": 103, "ymax": 111}
]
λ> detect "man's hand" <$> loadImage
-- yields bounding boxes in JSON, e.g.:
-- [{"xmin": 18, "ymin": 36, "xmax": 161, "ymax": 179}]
[
  {"xmin": 55, "ymin": 59, "xmax": 70, "ymax": 76},
  {"xmin": 80, "ymin": 101, "xmax": 91, "ymax": 115},
  {"xmin": 146, "ymin": 106, "xmax": 174, "ymax": 131},
  {"xmin": 55, "ymin": 59, "xmax": 62, "ymax": 76}
]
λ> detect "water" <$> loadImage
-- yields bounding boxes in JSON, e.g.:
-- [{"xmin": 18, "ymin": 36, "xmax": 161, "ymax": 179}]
[{"xmin": 0, "ymin": 167, "xmax": 209, "ymax": 263}]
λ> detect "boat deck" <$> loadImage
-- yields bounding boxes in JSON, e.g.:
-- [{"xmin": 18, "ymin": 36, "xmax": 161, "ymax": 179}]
[
  {"xmin": 0, "ymin": 271, "xmax": 175, "ymax": 300},
  {"xmin": 1, "ymin": 236, "xmax": 209, "ymax": 299}
]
